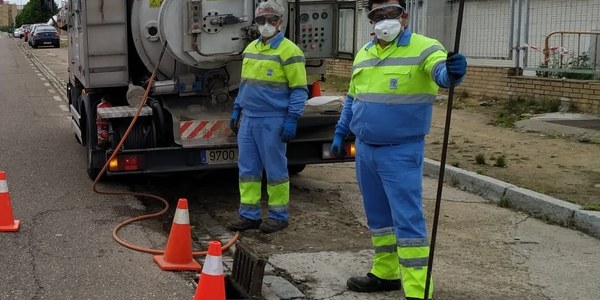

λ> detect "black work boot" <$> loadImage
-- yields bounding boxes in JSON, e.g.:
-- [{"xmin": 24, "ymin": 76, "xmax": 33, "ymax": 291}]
[
  {"xmin": 347, "ymin": 273, "xmax": 401, "ymax": 293},
  {"xmin": 226, "ymin": 217, "xmax": 261, "ymax": 232},
  {"xmin": 258, "ymin": 218, "xmax": 288, "ymax": 233}
]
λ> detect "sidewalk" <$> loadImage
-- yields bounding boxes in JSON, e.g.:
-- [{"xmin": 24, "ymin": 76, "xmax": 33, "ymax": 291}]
[
  {"xmin": 424, "ymin": 158, "xmax": 600, "ymax": 240},
  {"xmin": 244, "ymin": 163, "xmax": 600, "ymax": 300}
]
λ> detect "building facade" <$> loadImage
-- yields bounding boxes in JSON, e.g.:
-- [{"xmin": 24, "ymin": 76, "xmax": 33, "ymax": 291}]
[{"xmin": 0, "ymin": 2, "xmax": 18, "ymax": 27}]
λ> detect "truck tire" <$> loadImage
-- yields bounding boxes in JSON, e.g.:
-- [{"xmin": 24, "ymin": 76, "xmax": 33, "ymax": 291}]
[
  {"xmin": 82, "ymin": 95, "xmax": 102, "ymax": 180},
  {"xmin": 288, "ymin": 164, "xmax": 306, "ymax": 175}
]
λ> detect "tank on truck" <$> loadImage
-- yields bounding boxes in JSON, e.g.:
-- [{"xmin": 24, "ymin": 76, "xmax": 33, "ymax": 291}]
[{"xmin": 59, "ymin": 0, "xmax": 358, "ymax": 180}]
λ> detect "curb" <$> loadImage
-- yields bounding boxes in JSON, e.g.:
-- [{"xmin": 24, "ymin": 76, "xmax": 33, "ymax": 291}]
[{"xmin": 423, "ymin": 158, "xmax": 600, "ymax": 239}]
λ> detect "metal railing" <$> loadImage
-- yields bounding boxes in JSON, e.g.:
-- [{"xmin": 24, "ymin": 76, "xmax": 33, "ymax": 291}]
[{"xmin": 531, "ymin": 30, "xmax": 600, "ymax": 79}]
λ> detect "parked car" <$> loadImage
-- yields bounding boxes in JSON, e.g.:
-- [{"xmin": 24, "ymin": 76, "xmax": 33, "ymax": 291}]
[
  {"xmin": 13, "ymin": 29, "xmax": 22, "ymax": 38},
  {"xmin": 26, "ymin": 24, "xmax": 46, "ymax": 43},
  {"xmin": 20, "ymin": 24, "xmax": 31, "ymax": 38},
  {"xmin": 29, "ymin": 26, "xmax": 60, "ymax": 48}
]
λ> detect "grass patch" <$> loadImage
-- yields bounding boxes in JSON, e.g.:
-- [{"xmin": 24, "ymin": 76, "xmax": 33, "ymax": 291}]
[
  {"xmin": 581, "ymin": 204, "xmax": 600, "ymax": 211},
  {"xmin": 491, "ymin": 96, "xmax": 561, "ymax": 128},
  {"xmin": 493, "ymin": 156, "xmax": 507, "ymax": 168},
  {"xmin": 498, "ymin": 196, "xmax": 510, "ymax": 208},
  {"xmin": 475, "ymin": 153, "xmax": 486, "ymax": 165}
]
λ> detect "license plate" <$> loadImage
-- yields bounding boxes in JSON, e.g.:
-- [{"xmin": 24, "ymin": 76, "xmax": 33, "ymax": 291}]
[
  {"xmin": 43, "ymin": 41, "xmax": 52, "ymax": 44},
  {"xmin": 201, "ymin": 149, "xmax": 238, "ymax": 164}
]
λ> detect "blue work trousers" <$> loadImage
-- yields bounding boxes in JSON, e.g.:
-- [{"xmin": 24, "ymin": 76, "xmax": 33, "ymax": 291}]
[
  {"xmin": 355, "ymin": 137, "xmax": 432, "ymax": 298},
  {"xmin": 237, "ymin": 116, "xmax": 289, "ymax": 221}
]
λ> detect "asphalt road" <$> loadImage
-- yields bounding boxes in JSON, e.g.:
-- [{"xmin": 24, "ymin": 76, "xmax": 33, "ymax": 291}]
[
  {"xmin": 0, "ymin": 35, "xmax": 196, "ymax": 299},
  {"xmin": 2, "ymin": 34, "xmax": 600, "ymax": 300}
]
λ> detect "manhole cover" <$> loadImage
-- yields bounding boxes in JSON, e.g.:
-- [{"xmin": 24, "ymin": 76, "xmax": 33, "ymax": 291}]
[{"xmin": 545, "ymin": 120, "xmax": 600, "ymax": 131}]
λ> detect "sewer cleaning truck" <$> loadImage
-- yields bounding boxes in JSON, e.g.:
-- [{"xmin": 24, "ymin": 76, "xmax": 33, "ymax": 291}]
[{"xmin": 60, "ymin": 0, "xmax": 358, "ymax": 179}]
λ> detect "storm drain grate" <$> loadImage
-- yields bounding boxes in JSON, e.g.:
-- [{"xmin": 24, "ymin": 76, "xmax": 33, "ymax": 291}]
[{"xmin": 229, "ymin": 241, "xmax": 269, "ymax": 299}]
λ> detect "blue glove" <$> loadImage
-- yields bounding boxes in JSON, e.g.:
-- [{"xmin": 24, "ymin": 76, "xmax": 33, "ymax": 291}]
[
  {"xmin": 446, "ymin": 52, "xmax": 467, "ymax": 80},
  {"xmin": 330, "ymin": 134, "xmax": 345, "ymax": 157},
  {"xmin": 280, "ymin": 117, "xmax": 297, "ymax": 143},
  {"xmin": 229, "ymin": 109, "xmax": 241, "ymax": 134}
]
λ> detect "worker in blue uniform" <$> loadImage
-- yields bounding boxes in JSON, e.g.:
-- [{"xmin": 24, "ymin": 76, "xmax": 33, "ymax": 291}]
[
  {"xmin": 227, "ymin": 0, "xmax": 308, "ymax": 234},
  {"xmin": 330, "ymin": 0, "xmax": 467, "ymax": 298}
]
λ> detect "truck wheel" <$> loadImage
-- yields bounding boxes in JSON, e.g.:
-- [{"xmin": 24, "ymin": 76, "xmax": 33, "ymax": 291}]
[
  {"xmin": 288, "ymin": 164, "xmax": 306, "ymax": 175},
  {"xmin": 83, "ymin": 97, "xmax": 102, "ymax": 180}
]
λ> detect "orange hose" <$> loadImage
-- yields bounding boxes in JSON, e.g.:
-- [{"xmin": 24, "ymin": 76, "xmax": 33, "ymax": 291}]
[{"xmin": 92, "ymin": 43, "xmax": 239, "ymax": 256}]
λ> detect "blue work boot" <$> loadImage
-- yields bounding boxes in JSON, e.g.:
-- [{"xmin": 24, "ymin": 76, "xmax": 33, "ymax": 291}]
[
  {"xmin": 226, "ymin": 216, "xmax": 261, "ymax": 232},
  {"xmin": 259, "ymin": 218, "xmax": 288, "ymax": 233},
  {"xmin": 347, "ymin": 273, "xmax": 401, "ymax": 293}
]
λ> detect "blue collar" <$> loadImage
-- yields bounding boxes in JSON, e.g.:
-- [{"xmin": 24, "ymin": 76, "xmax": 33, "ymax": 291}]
[
  {"xmin": 366, "ymin": 28, "xmax": 412, "ymax": 50},
  {"xmin": 256, "ymin": 31, "xmax": 284, "ymax": 49}
]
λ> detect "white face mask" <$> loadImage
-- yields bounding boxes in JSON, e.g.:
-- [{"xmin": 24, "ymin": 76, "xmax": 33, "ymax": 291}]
[
  {"xmin": 258, "ymin": 24, "xmax": 277, "ymax": 38},
  {"xmin": 374, "ymin": 19, "xmax": 402, "ymax": 42}
]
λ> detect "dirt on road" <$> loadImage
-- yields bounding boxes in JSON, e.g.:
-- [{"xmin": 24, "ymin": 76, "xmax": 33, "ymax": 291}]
[{"xmin": 426, "ymin": 96, "xmax": 600, "ymax": 209}]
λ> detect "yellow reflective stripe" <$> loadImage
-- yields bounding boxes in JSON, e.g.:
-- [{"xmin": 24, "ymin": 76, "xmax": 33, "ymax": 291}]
[
  {"xmin": 356, "ymin": 93, "xmax": 436, "ymax": 104},
  {"xmin": 400, "ymin": 264, "xmax": 433, "ymax": 299},
  {"xmin": 239, "ymin": 181, "xmax": 261, "ymax": 205},
  {"xmin": 372, "ymin": 234, "xmax": 396, "ymax": 247},
  {"xmin": 398, "ymin": 241, "xmax": 433, "ymax": 298},
  {"xmin": 398, "ymin": 245, "xmax": 430, "ymax": 259},
  {"xmin": 371, "ymin": 252, "xmax": 401, "ymax": 280},
  {"xmin": 267, "ymin": 181, "xmax": 289, "ymax": 206}
]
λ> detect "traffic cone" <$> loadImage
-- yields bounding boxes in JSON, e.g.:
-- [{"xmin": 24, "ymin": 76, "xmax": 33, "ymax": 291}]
[
  {"xmin": 0, "ymin": 171, "xmax": 20, "ymax": 232},
  {"xmin": 153, "ymin": 198, "xmax": 201, "ymax": 271},
  {"xmin": 194, "ymin": 241, "xmax": 226, "ymax": 300},
  {"xmin": 311, "ymin": 81, "xmax": 322, "ymax": 97}
]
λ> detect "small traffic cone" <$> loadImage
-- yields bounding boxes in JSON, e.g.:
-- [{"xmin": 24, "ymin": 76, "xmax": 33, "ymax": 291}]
[
  {"xmin": 153, "ymin": 198, "xmax": 201, "ymax": 271},
  {"xmin": 311, "ymin": 81, "xmax": 322, "ymax": 97},
  {"xmin": 0, "ymin": 171, "xmax": 20, "ymax": 232},
  {"xmin": 194, "ymin": 241, "xmax": 226, "ymax": 300}
]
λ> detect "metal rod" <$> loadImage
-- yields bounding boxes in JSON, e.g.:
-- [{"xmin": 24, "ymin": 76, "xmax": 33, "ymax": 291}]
[
  {"xmin": 423, "ymin": 0, "xmax": 465, "ymax": 298},
  {"xmin": 523, "ymin": 0, "xmax": 530, "ymax": 68},
  {"xmin": 295, "ymin": 0, "xmax": 301, "ymax": 44},
  {"xmin": 509, "ymin": 0, "xmax": 515, "ymax": 59},
  {"xmin": 560, "ymin": 33, "xmax": 564, "ymax": 68},
  {"xmin": 515, "ymin": 0, "xmax": 522, "ymax": 69}
]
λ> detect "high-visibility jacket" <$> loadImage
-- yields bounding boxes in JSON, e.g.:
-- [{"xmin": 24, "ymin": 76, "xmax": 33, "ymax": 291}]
[
  {"xmin": 335, "ymin": 29, "xmax": 447, "ymax": 144},
  {"xmin": 233, "ymin": 32, "xmax": 308, "ymax": 119}
]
